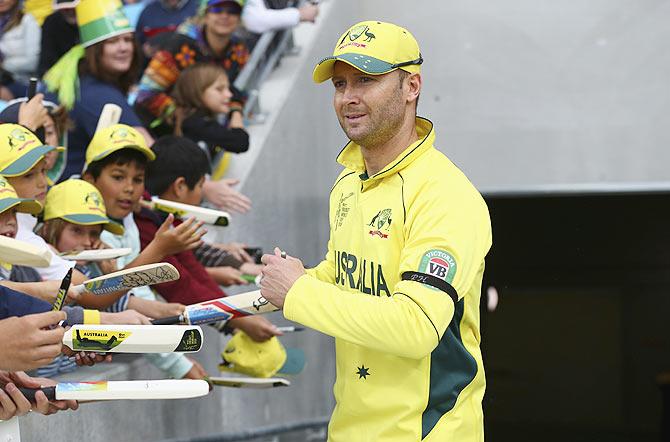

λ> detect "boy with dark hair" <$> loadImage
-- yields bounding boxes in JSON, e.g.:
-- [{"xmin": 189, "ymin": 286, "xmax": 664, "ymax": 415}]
[
  {"xmin": 83, "ymin": 125, "xmax": 208, "ymax": 380},
  {"xmin": 141, "ymin": 135, "xmax": 279, "ymax": 341}
]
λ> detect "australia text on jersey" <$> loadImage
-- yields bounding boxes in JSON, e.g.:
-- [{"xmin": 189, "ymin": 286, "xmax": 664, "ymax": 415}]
[{"xmin": 334, "ymin": 250, "xmax": 390, "ymax": 297}]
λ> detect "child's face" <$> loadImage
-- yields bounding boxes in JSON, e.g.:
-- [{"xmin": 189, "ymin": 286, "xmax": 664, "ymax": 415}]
[
  {"xmin": 181, "ymin": 176, "xmax": 205, "ymax": 206},
  {"xmin": 6, "ymin": 158, "xmax": 48, "ymax": 204},
  {"xmin": 202, "ymin": 75, "xmax": 233, "ymax": 115},
  {"xmin": 88, "ymin": 161, "xmax": 145, "ymax": 220},
  {"xmin": 56, "ymin": 222, "xmax": 103, "ymax": 253},
  {"xmin": 0, "ymin": 208, "xmax": 18, "ymax": 238}
]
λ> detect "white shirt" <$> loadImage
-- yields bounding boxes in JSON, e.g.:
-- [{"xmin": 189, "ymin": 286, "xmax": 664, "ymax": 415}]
[{"xmin": 242, "ymin": 0, "xmax": 300, "ymax": 34}]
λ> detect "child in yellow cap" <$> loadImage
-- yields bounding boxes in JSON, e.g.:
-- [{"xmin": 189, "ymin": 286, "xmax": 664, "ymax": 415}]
[
  {"xmin": 40, "ymin": 178, "xmax": 186, "ymax": 320},
  {"xmin": 82, "ymin": 124, "xmax": 209, "ymax": 381}
]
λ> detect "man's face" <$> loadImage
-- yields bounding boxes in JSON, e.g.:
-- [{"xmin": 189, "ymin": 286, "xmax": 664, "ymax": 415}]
[
  {"xmin": 86, "ymin": 161, "xmax": 145, "ymax": 220},
  {"xmin": 6, "ymin": 158, "xmax": 49, "ymax": 204},
  {"xmin": 331, "ymin": 62, "xmax": 407, "ymax": 148}
]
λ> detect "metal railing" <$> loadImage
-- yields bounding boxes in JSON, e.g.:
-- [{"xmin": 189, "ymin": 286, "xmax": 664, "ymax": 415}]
[
  {"xmin": 164, "ymin": 417, "xmax": 329, "ymax": 442},
  {"xmin": 233, "ymin": 1, "xmax": 303, "ymax": 124}
]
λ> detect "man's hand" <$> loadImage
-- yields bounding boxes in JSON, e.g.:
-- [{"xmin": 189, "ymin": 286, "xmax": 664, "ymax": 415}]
[
  {"xmin": 149, "ymin": 214, "xmax": 206, "ymax": 259},
  {"xmin": 202, "ymin": 178, "xmax": 252, "ymax": 214},
  {"xmin": 0, "ymin": 371, "xmax": 78, "ymax": 416},
  {"xmin": 227, "ymin": 316, "xmax": 281, "ymax": 342},
  {"xmin": 18, "ymin": 93, "xmax": 48, "ymax": 132},
  {"xmin": 260, "ymin": 248, "xmax": 306, "ymax": 309},
  {"xmin": 0, "ymin": 312, "xmax": 66, "ymax": 371}
]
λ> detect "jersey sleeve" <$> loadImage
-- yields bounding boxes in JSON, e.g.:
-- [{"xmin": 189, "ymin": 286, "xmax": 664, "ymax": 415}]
[{"xmin": 283, "ymin": 181, "xmax": 491, "ymax": 359}]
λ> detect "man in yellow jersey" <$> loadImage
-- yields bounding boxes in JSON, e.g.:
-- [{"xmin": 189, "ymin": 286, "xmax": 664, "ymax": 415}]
[{"xmin": 260, "ymin": 20, "xmax": 492, "ymax": 441}]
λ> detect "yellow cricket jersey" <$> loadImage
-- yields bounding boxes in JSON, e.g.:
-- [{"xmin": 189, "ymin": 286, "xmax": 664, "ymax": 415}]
[{"xmin": 284, "ymin": 117, "xmax": 492, "ymax": 441}]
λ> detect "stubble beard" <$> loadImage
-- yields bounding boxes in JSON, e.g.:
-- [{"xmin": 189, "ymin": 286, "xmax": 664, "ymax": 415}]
[{"xmin": 340, "ymin": 90, "xmax": 406, "ymax": 150}]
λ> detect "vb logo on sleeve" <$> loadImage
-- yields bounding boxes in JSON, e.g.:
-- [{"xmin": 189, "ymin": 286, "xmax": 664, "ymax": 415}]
[{"xmin": 419, "ymin": 250, "xmax": 457, "ymax": 283}]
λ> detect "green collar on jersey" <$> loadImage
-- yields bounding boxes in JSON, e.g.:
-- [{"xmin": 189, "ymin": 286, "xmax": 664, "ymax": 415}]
[{"xmin": 337, "ymin": 117, "xmax": 435, "ymax": 181}]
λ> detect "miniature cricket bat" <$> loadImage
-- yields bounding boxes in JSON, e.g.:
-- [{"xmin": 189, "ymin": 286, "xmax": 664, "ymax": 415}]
[
  {"xmin": 95, "ymin": 103, "xmax": 122, "ymax": 132},
  {"xmin": 151, "ymin": 289, "xmax": 279, "ymax": 326},
  {"xmin": 59, "ymin": 248, "xmax": 132, "ymax": 261},
  {"xmin": 73, "ymin": 262, "xmax": 180, "ymax": 295},
  {"xmin": 62, "ymin": 324, "xmax": 203, "ymax": 353},
  {"xmin": 17, "ymin": 380, "xmax": 209, "ymax": 401},
  {"xmin": 0, "ymin": 235, "xmax": 52, "ymax": 267},
  {"xmin": 208, "ymin": 376, "xmax": 290, "ymax": 389},
  {"xmin": 142, "ymin": 197, "xmax": 230, "ymax": 227}
]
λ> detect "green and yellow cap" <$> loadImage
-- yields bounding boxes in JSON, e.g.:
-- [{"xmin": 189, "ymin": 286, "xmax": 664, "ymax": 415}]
[
  {"xmin": 84, "ymin": 124, "xmax": 155, "ymax": 172},
  {"xmin": 313, "ymin": 21, "xmax": 422, "ymax": 84},
  {"xmin": 76, "ymin": 0, "xmax": 133, "ymax": 48},
  {"xmin": 218, "ymin": 331, "xmax": 305, "ymax": 378},
  {"xmin": 43, "ymin": 179, "xmax": 124, "ymax": 235},
  {"xmin": 0, "ymin": 176, "xmax": 42, "ymax": 216},
  {"xmin": 0, "ymin": 124, "xmax": 65, "ymax": 177}
]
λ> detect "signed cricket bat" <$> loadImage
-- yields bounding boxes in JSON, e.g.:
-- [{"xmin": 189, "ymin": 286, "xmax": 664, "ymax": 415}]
[
  {"xmin": 0, "ymin": 235, "xmax": 52, "ymax": 267},
  {"xmin": 60, "ymin": 248, "xmax": 132, "ymax": 261},
  {"xmin": 63, "ymin": 324, "xmax": 203, "ymax": 353},
  {"xmin": 73, "ymin": 262, "xmax": 180, "ymax": 295},
  {"xmin": 142, "ymin": 197, "xmax": 230, "ymax": 227},
  {"xmin": 208, "ymin": 376, "xmax": 290, "ymax": 389},
  {"xmin": 151, "ymin": 289, "xmax": 279, "ymax": 326},
  {"xmin": 17, "ymin": 380, "xmax": 209, "ymax": 401}
]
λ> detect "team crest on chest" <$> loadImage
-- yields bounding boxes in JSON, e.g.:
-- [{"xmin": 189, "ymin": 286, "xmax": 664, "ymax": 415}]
[{"xmin": 368, "ymin": 208, "xmax": 392, "ymax": 239}]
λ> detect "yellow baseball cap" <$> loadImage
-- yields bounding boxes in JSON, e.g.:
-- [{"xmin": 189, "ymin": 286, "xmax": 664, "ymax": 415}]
[
  {"xmin": 43, "ymin": 179, "xmax": 124, "ymax": 235},
  {"xmin": 0, "ymin": 124, "xmax": 65, "ymax": 177},
  {"xmin": 218, "ymin": 331, "xmax": 305, "ymax": 378},
  {"xmin": 0, "ymin": 176, "xmax": 42, "ymax": 216},
  {"xmin": 313, "ymin": 21, "xmax": 422, "ymax": 84},
  {"xmin": 84, "ymin": 124, "xmax": 155, "ymax": 172}
]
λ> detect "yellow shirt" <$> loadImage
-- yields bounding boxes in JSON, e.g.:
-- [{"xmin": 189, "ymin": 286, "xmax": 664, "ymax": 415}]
[{"xmin": 284, "ymin": 117, "xmax": 492, "ymax": 441}]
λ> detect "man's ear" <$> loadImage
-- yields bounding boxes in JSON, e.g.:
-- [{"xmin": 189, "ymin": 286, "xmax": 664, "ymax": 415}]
[{"xmin": 407, "ymin": 73, "xmax": 422, "ymax": 105}]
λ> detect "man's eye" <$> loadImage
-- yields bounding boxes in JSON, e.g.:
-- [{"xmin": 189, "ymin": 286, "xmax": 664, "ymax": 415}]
[
  {"xmin": 333, "ymin": 80, "xmax": 345, "ymax": 88},
  {"xmin": 359, "ymin": 76, "xmax": 373, "ymax": 83}
]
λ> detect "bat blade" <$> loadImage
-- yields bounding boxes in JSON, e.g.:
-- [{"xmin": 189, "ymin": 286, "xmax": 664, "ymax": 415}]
[
  {"xmin": 59, "ymin": 248, "xmax": 132, "ymax": 261},
  {"xmin": 74, "ymin": 262, "xmax": 180, "ymax": 295},
  {"xmin": 208, "ymin": 376, "xmax": 290, "ymax": 389},
  {"xmin": 95, "ymin": 103, "xmax": 122, "ymax": 132},
  {"xmin": 63, "ymin": 324, "xmax": 203, "ymax": 353},
  {"xmin": 0, "ymin": 235, "xmax": 52, "ymax": 267},
  {"xmin": 184, "ymin": 290, "xmax": 279, "ymax": 325},
  {"xmin": 143, "ymin": 197, "xmax": 230, "ymax": 227},
  {"xmin": 19, "ymin": 380, "xmax": 209, "ymax": 401}
]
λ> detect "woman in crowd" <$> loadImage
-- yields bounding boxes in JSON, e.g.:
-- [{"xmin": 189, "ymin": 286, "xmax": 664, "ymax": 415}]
[{"xmin": 0, "ymin": 0, "xmax": 40, "ymax": 99}]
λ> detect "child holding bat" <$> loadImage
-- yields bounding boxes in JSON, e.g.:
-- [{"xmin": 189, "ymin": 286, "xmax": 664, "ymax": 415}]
[
  {"xmin": 82, "ymin": 124, "xmax": 208, "ymax": 380},
  {"xmin": 139, "ymin": 135, "xmax": 280, "ymax": 342}
]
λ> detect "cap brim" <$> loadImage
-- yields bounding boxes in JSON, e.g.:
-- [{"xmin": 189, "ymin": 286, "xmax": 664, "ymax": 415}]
[
  {"xmin": 313, "ymin": 53, "xmax": 396, "ymax": 83},
  {"xmin": 85, "ymin": 144, "xmax": 156, "ymax": 173},
  {"xmin": 61, "ymin": 214, "xmax": 125, "ymax": 235},
  {"xmin": 277, "ymin": 348, "xmax": 305, "ymax": 375},
  {"xmin": 0, "ymin": 145, "xmax": 59, "ymax": 177},
  {"xmin": 0, "ymin": 198, "xmax": 43, "ymax": 215}
]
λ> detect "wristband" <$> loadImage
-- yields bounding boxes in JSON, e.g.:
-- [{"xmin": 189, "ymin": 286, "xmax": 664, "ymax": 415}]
[{"xmin": 83, "ymin": 309, "xmax": 101, "ymax": 324}]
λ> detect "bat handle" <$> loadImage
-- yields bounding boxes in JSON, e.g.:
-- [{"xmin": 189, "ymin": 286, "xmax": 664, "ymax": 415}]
[
  {"xmin": 17, "ymin": 387, "xmax": 56, "ymax": 402},
  {"xmin": 27, "ymin": 77, "xmax": 38, "ymax": 99},
  {"xmin": 151, "ymin": 315, "xmax": 183, "ymax": 325}
]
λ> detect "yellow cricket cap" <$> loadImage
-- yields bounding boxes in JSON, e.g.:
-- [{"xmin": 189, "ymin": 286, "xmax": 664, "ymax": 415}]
[
  {"xmin": 218, "ymin": 331, "xmax": 305, "ymax": 378},
  {"xmin": 84, "ymin": 124, "xmax": 155, "ymax": 172},
  {"xmin": 0, "ymin": 175, "xmax": 42, "ymax": 216},
  {"xmin": 43, "ymin": 179, "xmax": 124, "ymax": 235},
  {"xmin": 313, "ymin": 20, "xmax": 422, "ymax": 83},
  {"xmin": 0, "ymin": 124, "xmax": 65, "ymax": 177}
]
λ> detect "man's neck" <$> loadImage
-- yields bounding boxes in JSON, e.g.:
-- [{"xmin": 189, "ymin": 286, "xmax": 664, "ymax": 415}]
[
  {"xmin": 361, "ymin": 116, "xmax": 419, "ymax": 177},
  {"xmin": 205, "ymin": 27, "xmax": 230, "ymax": 55}
]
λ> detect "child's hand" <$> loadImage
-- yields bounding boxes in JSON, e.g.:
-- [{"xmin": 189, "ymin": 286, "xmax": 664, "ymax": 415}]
[
  {"xmin": 215, "ymin": 242, "xmax": 253, "ymax": 263},
  {"xmin": 73, "ymin": 351, "xmax": 113, "ymax": 367},
  {"xmin": 160, "ymin": 302, "xmax": 185, "ymax": 318},
  {"xmin": 210, "ymin": 266, "xmax": 247, "ymax": 286},
  {"xmin": 227, "ymin": 316, "xmax": 282, "ymax": 342},
  {"xmin": 202, "ymin": 178, "xmax": 252, "ymax": 214},
  {"xmin": 151, "ymin": 214, "xmax": 206, "ymax": 258},
  {"xmin": 182, "ymin": 358, "xmax": 208, "ymax": 380},
  {"xmin": 93, "ymin": 240, "xmax": 119, "ymax": 274},
  {"xmin": 239, "ymin": 262, "xmax": 263, "ymax": 276},
  {"xmin": 100, "ymin": 309, "xmax": 152, "ymax": 325},
  {"xmin": 18, "ymin": 93, "xmax": 48, "ymax": 132}
]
